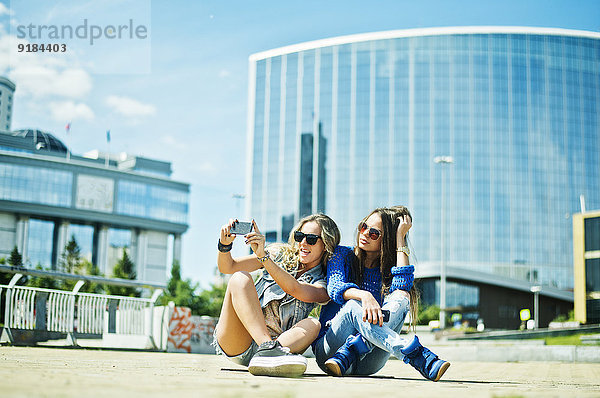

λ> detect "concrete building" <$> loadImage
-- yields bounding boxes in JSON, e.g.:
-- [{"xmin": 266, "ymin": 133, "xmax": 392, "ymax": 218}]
[
  {"xmin": 0, "ymin": 76, "xmax": 15, "ymax": 132},
  {"xmin": 573, "ymin": 210, "xmax": 600, "ymax": 324},
  {"xmin": 246, "ymin": 27, "xmax": 600, "ymax": 328},
  {"xmin": 0, "ymin": 77, "xmax": 189, "ymax": 285}
]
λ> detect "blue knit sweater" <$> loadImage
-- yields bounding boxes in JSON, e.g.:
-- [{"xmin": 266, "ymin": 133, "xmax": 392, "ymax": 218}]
[
  {"xmin": 316, "ymin": 246, "xmax": 382, "ymax": 339},
  {"xmin": 316, "ymin": 245, "xmax": 415, "ymax": 340}
]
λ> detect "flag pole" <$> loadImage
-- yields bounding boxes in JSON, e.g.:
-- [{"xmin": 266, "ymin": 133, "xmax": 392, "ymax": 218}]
[
  {"xmin": 65, "ymin": 122, "xmax": 71, "ymax": 162},
  {"xmin": 105, "ymin": 130, "xmax": 111, "ymax": 168}
]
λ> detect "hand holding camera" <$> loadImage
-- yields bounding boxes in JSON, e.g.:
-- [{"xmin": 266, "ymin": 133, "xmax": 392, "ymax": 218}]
[
  {"xmin": 220, "ymin": 218, "xmax": 251, "ymax": 246},
  {"xmin": 220, "ymin": 219, "xmax": 266, "ymax": 257},
  {"xmin": 244, "ymin": 220, "xmax": 267, "ymax": 258}
]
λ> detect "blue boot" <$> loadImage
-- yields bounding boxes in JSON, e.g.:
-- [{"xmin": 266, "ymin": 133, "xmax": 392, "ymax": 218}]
[
  {"xmin": 400, "ymin": 335, "xmax": 450, "ymax": 381},
  {"xmin": 324, "ymin": 334, "xmax": 370, "ymax": 376}
]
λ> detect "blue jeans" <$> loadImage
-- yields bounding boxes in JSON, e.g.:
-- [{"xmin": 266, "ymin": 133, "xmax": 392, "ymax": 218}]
[{"xmin": 313, "ymin": 290, "xmax": 410, "ymax": 375}]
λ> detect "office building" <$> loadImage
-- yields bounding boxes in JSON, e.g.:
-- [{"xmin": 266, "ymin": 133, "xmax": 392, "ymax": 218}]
[
  {"xmin": 247, "ymin": 27, "xmax": 599, "ymax": 327},
  {"xmin": 573, "ymin": 210, "xmax": 600, "ymax": 324},
  {"xmin": 0, "ymin": 77, "xmax": 189, "ymax": 285}
]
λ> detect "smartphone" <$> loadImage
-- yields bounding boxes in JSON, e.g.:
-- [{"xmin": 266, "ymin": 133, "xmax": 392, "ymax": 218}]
[
  {"xmin": 230, "ymin": 220, "xmax": 253, "ymax": 235},
  {"xmin": 382, "ymin": 309, "xmax": 390, "ymax": 323}
]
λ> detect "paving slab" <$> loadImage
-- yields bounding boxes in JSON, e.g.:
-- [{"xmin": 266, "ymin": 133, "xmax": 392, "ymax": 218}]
[{"xmin": 1, "ymin": 346, "xmax": 599, "ymax": 398}]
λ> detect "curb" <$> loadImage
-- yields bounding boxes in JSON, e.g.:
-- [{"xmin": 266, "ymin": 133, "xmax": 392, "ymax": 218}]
[{"xmin": 431, "ymin": 344, "xmax": 600, "ymax": 363}]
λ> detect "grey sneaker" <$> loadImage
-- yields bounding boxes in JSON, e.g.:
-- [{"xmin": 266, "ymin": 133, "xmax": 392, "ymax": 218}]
[{"xmin": 247, "ymin": 340, "xmax": 307, "ymax": 377}]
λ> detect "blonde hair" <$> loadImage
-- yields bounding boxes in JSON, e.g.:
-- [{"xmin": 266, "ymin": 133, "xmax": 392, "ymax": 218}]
[{"xmin": 268, "ymin": 214, "xmax": 341, "ymax": 274}]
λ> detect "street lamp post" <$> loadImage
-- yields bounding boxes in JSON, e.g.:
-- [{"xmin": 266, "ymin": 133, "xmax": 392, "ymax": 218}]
[
  {"xmin": 530, "ymin": 285, "xmax": 541, "ymax": 329},
  {"xmin": 434, "ymin": 156, "xmax": 454, "ymax": 329}
]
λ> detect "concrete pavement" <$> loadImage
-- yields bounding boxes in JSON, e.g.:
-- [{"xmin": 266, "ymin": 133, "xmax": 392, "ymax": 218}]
[{"xmin": 1, "ymin": 346, "xmax": 600, "ymax": 397}]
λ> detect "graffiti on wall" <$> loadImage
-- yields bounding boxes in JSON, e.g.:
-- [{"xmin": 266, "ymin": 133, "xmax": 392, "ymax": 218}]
[
  {"xmin": 166, "ymin": 307, "xmax": 218, "ymax": 354},
  {"xmin": 167, "ymin": 306, "xmax": 192, "ymax": 353}
]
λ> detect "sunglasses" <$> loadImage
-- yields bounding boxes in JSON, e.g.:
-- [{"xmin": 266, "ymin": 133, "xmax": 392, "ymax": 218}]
[
  {"xmin": 359, "ymin": 222, "xmax": 381, "ymax": 240},
  {"xmin": 294, "ymin": 231, "xmax": 321, "ymax": 245}
]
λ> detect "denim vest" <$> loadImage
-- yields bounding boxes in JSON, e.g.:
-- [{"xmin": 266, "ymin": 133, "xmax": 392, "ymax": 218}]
[{"xmin": 254, "ymin": 248, "xmax": 326, "ymax": 332}]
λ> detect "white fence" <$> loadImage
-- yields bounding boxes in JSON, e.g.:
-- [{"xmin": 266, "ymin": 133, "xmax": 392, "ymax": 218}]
[
  {"xmin": 1, "ymin": 278, "xmax": 162, "ymax": 348},
  {"xmin": 77, "ymin": 294, "xmax": 108, "ymax": 334}
]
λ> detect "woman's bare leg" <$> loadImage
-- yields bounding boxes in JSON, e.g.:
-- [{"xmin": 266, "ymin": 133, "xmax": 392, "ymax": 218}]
[
  {"xmin": 277, "ymin": 317, "xmax": 321, "ymax": 354},
  {"xmin": 215, "ymin": 271, "xmax": 272, "ymax": 356}
]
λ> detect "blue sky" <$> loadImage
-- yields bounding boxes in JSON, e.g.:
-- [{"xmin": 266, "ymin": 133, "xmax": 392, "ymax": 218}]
[{"xmin": 1, "ymin": 0, "xmax": 599, "ymax": 287}]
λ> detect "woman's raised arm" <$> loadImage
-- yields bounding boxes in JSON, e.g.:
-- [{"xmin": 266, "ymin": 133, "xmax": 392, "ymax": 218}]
[{"xmin": 216, "ymin": 219, "xmax": 263, "ymax": 274}]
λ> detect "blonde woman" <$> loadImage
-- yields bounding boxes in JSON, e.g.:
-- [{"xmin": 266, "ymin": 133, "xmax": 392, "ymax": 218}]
[{"xmin": 213, "ymin": 214, "xmax": 340, "ymax": 377}]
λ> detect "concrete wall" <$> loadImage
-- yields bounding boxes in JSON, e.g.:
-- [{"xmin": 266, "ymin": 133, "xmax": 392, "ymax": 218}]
[
  {"xmin": 0, "ymin": 212, "xmax": 16, "ymax": 258},
  {"xmin": 146, "ymin": 230, "xmax": 169, "ymax": 282}
]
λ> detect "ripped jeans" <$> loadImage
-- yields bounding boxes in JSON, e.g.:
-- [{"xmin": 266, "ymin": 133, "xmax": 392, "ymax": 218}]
[{"xmin": 313, "ymin": 289, "xmax": 410, "ymax": 375}]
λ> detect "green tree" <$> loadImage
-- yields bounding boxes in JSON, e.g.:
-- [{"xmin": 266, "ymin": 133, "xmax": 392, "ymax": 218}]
[
  {"xmin": 159, "ymin": 260, "xmax": 200, "ymax": 310},
  {"xmin": 106, "ymin": 249, "xmax": 139, "ymax": 297},
  {"xmin": 158, "ymin": 261, "xmax": 226, "ymax": 316},
  {"xmin": 8, "ymin": 246, "xmax": 23, "ymax": 267},
  {"xmin": 77, "ymin": 259, "xmax": 105, "ymax": 294},
  {"xmin": 552, "ymin": 309, "xmax": 575, "ymax": 323},
  {"xmin": 59, "ymin": 235, "xmax": 82, "ymax": 274},
  {"xmin": 196, "ymin": 283, "xmax": 226, "ymax": 317},
  {"xmin": 1, "ymin": 256, "xmax": 10, "ymax": 285},
  {"xmin": 418, "ymin": 304, "xmax": 441, "ymax": 325},
  {"xmin": 165, "ymin": 260, "xmax": 184, "ymax": 298},
  {"xmin": 26, "ymin": 263, "xmax": 60, "ymax": 290},
  {"xmin": 4, "ymin": 246, "xmax": 27, "ymax": 286}
]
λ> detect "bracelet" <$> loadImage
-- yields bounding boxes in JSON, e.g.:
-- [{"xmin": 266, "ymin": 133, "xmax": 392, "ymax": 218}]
[
  {"xmin": 218, "ymin": 240, "xmax": 233, "ymax": 253},
  {"xmin": 396, "ymin": 246, "xmax": 410, "ymax": 256},
  {"xmin": 256, "ymin": 250, "xmax": 270, "ymax": 263}
]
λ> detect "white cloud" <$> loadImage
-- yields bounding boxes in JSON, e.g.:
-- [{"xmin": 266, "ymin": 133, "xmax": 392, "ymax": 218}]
[
  {"xmin": 48, "ymin": 101, "xmax": 94, "ymax": 122},
  {"xmin": 0, "ymin": 3, "xmax": 12, "ymax": 16},
  {"xmin": 218, "ymin": 69, "xmax": 230, "ymax": 78},
  {"xmin": 105, "ymin": 95, "xmax": 156, "ymax": 117},
  {"xmin": 0, "ymin": 26, "xmax": 95, "ymax": 128},
  {"xmin": 10, "ymin": 66, "xmax": 92, "ymax": 99},
  {"xmin": 0, "ymin": 31, "xmax": 93, "ymax": 99}
]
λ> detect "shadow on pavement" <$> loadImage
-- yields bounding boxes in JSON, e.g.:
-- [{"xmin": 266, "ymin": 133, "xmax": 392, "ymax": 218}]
[{"xmin": 221, "ymin": 367, "xmax": 522, "ymax": 385}]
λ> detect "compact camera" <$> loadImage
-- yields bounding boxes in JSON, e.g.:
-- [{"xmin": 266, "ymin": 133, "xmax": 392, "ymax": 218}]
[{"xmin": 230, "ymin": 220, "xmax": 253, "ymax": 235}]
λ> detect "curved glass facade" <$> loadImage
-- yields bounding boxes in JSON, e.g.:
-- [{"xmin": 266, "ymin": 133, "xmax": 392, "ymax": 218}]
[{"xmin": 249, "ymin": 28, "xmax": 600, "ymax": 291}]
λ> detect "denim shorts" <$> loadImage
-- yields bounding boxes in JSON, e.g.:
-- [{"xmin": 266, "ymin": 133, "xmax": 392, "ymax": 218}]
[{"xmin": 212, "ymin": 328, "xmax": 258, "ymax": 367}]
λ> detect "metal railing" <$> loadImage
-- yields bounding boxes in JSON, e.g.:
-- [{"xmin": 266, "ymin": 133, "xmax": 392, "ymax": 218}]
[
  {"xmin": 0, "ymin": 273, "xmax": 163, "ymax": 348},
  {"xmin": 77, "ymin": 294, "xmax": 108, "ymax": 334}
]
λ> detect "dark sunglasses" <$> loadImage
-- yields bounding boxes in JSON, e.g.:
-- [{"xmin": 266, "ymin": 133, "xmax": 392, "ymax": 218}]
[
  {"xmin": 294, "ymin": 231, "xmax": 321, "ymax": 245},
  {"xmin": 359, "ymin": 222, "xmax": 381, "ymax": 240}
]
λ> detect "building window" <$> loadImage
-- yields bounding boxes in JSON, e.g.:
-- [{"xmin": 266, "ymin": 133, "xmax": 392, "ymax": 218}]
[
  {"xmin": 107, "ymin": 228, "xmax": 132, "ymax": 274},
  {"xmin": 68, "ymin": 224, "xmax": 94, "ymax": 262},
  {"xmin": 0, "ymin": 163, "xmax": 72, "ymax": 207},
  {"xmin": 584, "ymin": 217, "xmax": 600, "ymax": 252},
  {"xmin": 585, "ymin": 258, "xmax": 600, "ymax": 293},
  {"xmin": 27, "ymin": 219, "xmax": 55, "ymax": 268},
  {"xmin": 116, "ymin": 180, "xmax": 188, "ymax": 224}
]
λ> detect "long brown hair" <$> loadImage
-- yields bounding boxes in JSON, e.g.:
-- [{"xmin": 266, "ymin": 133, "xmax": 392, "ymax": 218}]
[{"xmin": 352, "ymin": 206, "xmax": 419, "ymax": 331}]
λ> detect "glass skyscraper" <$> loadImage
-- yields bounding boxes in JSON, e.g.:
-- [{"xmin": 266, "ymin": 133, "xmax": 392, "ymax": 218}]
[{"xmin": 247, "ymin": 27, "xmax": 599, "ymax": 316}]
